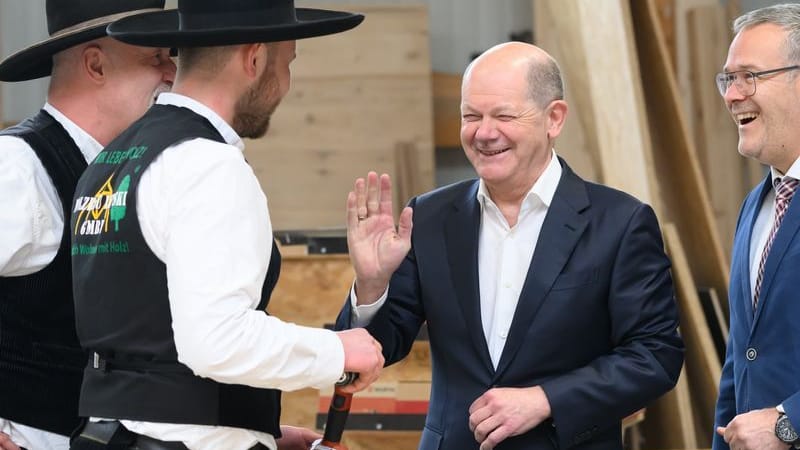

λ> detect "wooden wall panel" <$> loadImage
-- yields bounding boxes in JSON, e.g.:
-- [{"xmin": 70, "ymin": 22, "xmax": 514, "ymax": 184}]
[
  {"xmin": 291, "ymin": 5, "xmax": 430, "ymax": 78},
  {"xmin": 245, "ymin": 5, "xmax": 435, "ymax": 230}
]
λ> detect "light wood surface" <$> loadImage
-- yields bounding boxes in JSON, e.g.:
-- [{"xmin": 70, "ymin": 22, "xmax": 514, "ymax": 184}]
[
  {"xmin": 431, "ymin": 72, "xmax": 462, "ymax": 149},
  {"xmin": 533, "ymin": 0, "xmax": 599, "ymax": 183},
  {"xmin": 244, "ymin": 5, "xmax": 435, "ymax": 230},
  {"xmin": 663, "ymin": 224, "xmax": 721, "ymax": 448},
  {"xmin": 534, "ymin": 0, "xmax": 658, "ymax": 194},
  {"xmin": 630, "ymin": 0, "xmax": 730, "ymax": 311},
  {"xmin": 687, "ymin": 4, "xmax": 765, "ymax": 263},
  {"xmin": 268, "ymin": 255, "xmax": 429, "ymax": 450},
  {"xmin": 642, "ymin": 366, "xmax": 699, "ymax": 449}
]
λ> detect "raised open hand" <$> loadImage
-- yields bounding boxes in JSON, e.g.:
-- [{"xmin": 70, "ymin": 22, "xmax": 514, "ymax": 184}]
[{"xmin": 346, "ymin": 172, "xmax": 413, "ymax": 303}]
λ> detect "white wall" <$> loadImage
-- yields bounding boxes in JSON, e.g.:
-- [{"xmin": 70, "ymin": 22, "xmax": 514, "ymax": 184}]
[{"xmin": 0, "ymin": 0, "xmax": 48, "ymax": 122}]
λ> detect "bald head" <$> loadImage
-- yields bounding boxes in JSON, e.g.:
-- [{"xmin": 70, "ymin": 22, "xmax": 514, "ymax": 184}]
[{"xmin": 464, "ymin": 42, "xmax": 564, "ymax": 108}]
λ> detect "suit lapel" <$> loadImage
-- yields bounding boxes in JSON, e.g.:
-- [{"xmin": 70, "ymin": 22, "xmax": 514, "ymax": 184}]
[
  {"xmin": 493, "ymin": 162, "xmax": 589, "ymax": 381},
  {"xmin": 753, "ymin": 177, "xmax": 800, "ymax": 329},
  {"xmin": 445, "ymin": 181, "xmax": 494, "ymax": 374}
]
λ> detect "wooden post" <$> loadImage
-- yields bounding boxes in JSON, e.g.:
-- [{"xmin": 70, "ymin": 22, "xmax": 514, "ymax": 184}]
[
  {"xmin": 533, "ymin": 0, "xmax": 660, "ymax": 211},
  {"xmin": 630, "ymin": 0, "xmax": 731, "ymax": 311}
]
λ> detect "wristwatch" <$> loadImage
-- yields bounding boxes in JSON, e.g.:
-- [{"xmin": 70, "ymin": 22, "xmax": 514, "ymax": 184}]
[{"xmin": 775, "ymin": 413, "xmax": 800, "ymax": 448}]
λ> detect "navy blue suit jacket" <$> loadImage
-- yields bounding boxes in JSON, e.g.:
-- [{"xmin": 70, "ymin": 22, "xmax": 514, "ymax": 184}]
[
  {"xmin": 713, "ymin": 174, "xmax": 800, "ymax": 450},
  {"xmin": 338, "ymin": 161, "xmax": 684, "ymax": 449}
]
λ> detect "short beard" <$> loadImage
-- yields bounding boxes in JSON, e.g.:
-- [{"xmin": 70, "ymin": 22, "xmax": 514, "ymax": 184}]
[{"xmin": 233, "ymin": 67, "xmax": 281, "ymax": 139}]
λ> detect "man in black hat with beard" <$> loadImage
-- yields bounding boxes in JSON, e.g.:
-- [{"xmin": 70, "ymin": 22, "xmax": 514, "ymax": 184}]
[
  {"xmin": 0, "ymin": 1, "xmax": 175, "ymax": 449},
  {"xmin": 68, "ymin": 1, "xmax": 384, "ymax": 450}
]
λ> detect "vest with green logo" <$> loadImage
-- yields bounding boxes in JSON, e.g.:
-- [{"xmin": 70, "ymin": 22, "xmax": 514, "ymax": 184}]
[{"xmin": 71, "ymin": 104, "xmax": 281, "ymax": 435}]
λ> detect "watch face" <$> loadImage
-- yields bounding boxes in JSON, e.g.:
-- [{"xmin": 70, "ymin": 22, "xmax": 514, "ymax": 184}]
[{"xmin": 777, "ymin": 415, "xmax": 799, "ymax": 443}]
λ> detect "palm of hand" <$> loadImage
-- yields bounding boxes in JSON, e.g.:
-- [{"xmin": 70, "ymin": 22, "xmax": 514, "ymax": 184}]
[{"xmin": 349, "ymin": 212, "xmax": 411, "ymax": 282}]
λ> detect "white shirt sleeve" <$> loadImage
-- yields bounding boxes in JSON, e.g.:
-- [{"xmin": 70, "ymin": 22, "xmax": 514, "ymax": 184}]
[
  {"xmin": 137, "ymin": 138, "xmax": 344, "ymax": 391},
  {"xmin": 0, "ymin": 136, "xmax": 63, "ymax": 276},
  {"xmin": 349, "ymin": 282, "xmax": 389, "ymax": 327}
]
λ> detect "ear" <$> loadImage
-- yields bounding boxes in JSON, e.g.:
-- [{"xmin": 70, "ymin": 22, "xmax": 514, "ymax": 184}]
[
  {"xmin": 82, "ymin": 44, "xmax": 106, "ymax": 85},
  {"xmin": 241, "ymin": 42, "xmax": 267, "ymax": 80},
  {"xmin": 545, "ymin": 99, "xmax": 568, "ymax": 140}
]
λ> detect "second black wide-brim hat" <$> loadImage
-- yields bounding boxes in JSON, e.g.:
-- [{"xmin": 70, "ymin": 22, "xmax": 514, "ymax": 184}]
[{"xmin": 107, "ymin": 0, "xmax": 365, "ymax": 48}]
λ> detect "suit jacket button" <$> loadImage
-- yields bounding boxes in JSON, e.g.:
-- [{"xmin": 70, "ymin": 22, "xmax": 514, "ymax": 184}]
[{"xmin": 746, "ymin": 348, "xmax": 757, "ymax": 361}]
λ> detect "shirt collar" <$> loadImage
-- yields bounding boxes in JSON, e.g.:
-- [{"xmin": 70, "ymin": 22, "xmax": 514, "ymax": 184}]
[
  {"xmin": 476, "ymin": 149, "xmax": 563, "ymax": 210},
  {"xmin": 43, "ymin": 102, "xmax": 103, "ymax": 163},
  {"xmin": 156, "ymin": 92, "xmax": 244, "ymax": 151}
]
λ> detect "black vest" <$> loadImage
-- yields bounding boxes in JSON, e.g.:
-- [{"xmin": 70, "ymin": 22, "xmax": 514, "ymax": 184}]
[
  {"xmin": 71, "ymin": 105, "xmax": 281, "ymax": 435},
  {"xmin": 0, "ymin": 110, "xmax": 88, "ymax": 436}
]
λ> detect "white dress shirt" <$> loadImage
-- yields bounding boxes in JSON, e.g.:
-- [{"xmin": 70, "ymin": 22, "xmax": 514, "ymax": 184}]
[
  {"xmin": 0, "ymin": 103, "xmax": 102, "ymax": 277},
  {"xmin": 110, "ymin": 93, "xmax": 344, "ymax": 450},
  {"xmin": 749, "ymin": 159, "xmax": 800, "ymax": 300},
  {"xmin": 351, "ymin": 150, "xmax": 562, "ymax": 368},
  {"xmin": 476, "ymin": 151, "xmax": 561, "ymax": 367},
  {"xmin": 0, "ymin": 103, "xmax": 102, "ymax": 450}
]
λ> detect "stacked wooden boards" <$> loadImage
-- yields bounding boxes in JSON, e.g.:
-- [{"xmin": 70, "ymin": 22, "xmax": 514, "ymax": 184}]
[{"xmin": 244, "ymin": 5, "xmax": 435, "ymax": 230}]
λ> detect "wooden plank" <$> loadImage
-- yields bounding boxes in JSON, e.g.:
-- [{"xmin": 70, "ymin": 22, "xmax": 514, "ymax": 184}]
[
  {"xmin": 630, "ymin": 0, "xmax": 730, "ymax": 311},
  {"xmin": 663, "ymin": 223, "xmax": 720, "ymax": 448},
  {"xmin": 641, "ymin": 366, "xmax": 698, "ymax": 449},
  {"xmin": 291, "ymin": 5, "xmax": 430, "ymax": 78},
  {"xmin": 533, "ymin": 0, "xmax": 600, "ymax": 183},
  {"xmin": 394, "ymin": 140, "xmax": 422, "ymax": 212},
  {"xmin": 687, "ymin": 4, "xmax": 749, "ymax": 263},
  {"xmin": 246, "ymin": 76, "xmax": 435, "ymax": 230},
  {"xmin": 533, "ymin": 0, "xmax": 658, "ymax": 208},
  {"xmin": 432, "ymin": 72, "xmax": 462, "ymax": 149},
  {"xmin": 672, "ymin": 0, "xmax": 718, "ymax": 137},
  {"xmin": 654, "ymin": 0, "xmax": 677, "ymax": 70}
]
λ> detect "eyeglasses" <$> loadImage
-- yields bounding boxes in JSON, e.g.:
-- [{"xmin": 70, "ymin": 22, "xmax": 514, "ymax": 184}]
[{"xmin": 715, "ymin": 65, "xmax": 800, "ymax": 96}]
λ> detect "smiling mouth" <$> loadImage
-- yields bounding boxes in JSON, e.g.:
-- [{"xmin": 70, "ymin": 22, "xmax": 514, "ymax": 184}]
[
  {"xmin": 478, "ymin": 148, "xmax": 509, "ymax": 156},
  {"xmin": 735, "ymin": 112, "xmax": 759, "ymax": 126}
]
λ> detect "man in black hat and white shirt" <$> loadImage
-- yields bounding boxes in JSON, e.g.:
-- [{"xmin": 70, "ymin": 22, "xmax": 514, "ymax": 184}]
[
  {"xmin": 68, "ymin": 1, "xmax": 384, "ymax": 450},
  {"xmin": 0, "ymin": 1, "xmax": 176, "ymax": 449}
]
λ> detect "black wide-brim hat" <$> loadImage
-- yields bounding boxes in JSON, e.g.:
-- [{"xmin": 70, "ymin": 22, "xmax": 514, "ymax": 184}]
[
  {"xmin": 0, "ymin": 0, "xmax": 166, "ymax": 82},
  {"xmin": 107, "ymin": 0, "xmax": 365, "ymax": 48}
]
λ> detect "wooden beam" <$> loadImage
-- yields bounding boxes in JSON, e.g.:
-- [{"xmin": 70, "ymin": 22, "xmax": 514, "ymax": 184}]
[
  {"xmin": 687, "ymin": 4, "xmax": 766, "ymax": 265},
  {"xmin": 533, "ymin": 0, "xmax": 601, "ymax": 183},
  {"xmin": 663, "ymin": 223, "xmax": 721, "ymax": 448},
  {"xmin": 533, "ymin": 0, "xmax": 659, "ymax": 210},
  {"xmin": 630, "ymin": 0, "xmax": 730, "ymax": 310}
]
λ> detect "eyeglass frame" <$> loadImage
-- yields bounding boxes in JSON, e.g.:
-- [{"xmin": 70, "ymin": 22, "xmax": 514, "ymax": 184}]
[{"xmin": 715, "ymin": 65, "xmax": 800, "ymax": 96}]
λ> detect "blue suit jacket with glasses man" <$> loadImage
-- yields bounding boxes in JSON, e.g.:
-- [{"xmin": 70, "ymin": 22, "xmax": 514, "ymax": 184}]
[{"xmin": 713, "ymin": 173, "xmax": 800, "ymax": 450}]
